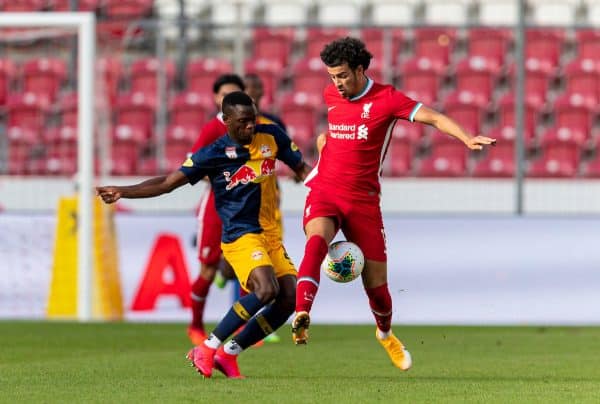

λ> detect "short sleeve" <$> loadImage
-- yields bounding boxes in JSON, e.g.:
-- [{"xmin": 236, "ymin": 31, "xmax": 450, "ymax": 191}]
[
  {"xmin": 178, "ymin": 146, "xmax": 214, "ymax": 185},
  {"xmin": 389, "ymin": 88, "xmax": 422, "ymax": 122},
  {"xmin": 272, "ymin": 125, "xmax": 303, "ymax": 170}
]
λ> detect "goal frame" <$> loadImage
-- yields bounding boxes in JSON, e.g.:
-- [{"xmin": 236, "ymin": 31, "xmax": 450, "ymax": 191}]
[{"xmin": 0, "ymin": 12, "xmax": 96, "ymax": 321}]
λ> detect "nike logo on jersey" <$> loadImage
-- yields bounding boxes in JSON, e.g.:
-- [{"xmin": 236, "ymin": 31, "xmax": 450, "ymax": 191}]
[{"xmin": 327, "ymin": 106, "xmax": 336, "ymax": 112}]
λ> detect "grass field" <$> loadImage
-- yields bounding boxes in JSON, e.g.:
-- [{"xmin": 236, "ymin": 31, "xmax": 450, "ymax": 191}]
[{"xmin": 2, "ymin": 322, "xmax": 600, "ymax": 403}]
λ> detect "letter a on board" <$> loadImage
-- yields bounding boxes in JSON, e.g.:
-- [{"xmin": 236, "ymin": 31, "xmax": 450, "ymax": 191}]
[{"xmin": 131, "ymin": 233, "xmax": 192, "ymax": 310}]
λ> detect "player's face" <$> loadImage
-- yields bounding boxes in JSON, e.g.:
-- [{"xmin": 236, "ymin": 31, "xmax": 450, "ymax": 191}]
[
  {"xmin": 244, "ymin": 79, "xmax": 263, "ymax": 106},
  {"xmin": 326, "ymin": 63, "xmax": 366, "ymax": 99},
  {"xmin": 224, "ymin": 104, "xmax": 257, "ymax": 145},
  {"xmin": 214, "ymin": 83, "xmax": 243, "ymax": 109}
]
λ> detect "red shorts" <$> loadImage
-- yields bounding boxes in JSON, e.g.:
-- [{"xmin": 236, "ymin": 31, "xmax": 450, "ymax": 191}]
[
  {"xmin": 196, "ymin": 189, "xmax": 222, "ymax": 265},
  {"xmin": 303, "ymin": 188, "xmax": 387, "ymax": 262}
]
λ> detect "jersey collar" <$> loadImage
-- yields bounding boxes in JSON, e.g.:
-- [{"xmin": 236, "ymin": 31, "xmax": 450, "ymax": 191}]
[{"xmin": 349, "ymin": 77, "xmax": 374, "ymax": 102}]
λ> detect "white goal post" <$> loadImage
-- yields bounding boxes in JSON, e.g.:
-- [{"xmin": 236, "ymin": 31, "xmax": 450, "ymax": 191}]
[{"xmin": 0, "ymin": 13, "xmax": 96, "ymax": 321}]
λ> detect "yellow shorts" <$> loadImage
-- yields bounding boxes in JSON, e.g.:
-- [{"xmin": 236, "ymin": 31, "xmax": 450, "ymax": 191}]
[{"xmin": 221, "ymin": 232, "xmax": 297, "ymax": 292}]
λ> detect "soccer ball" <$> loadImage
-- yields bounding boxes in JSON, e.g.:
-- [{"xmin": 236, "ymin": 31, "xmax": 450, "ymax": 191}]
[{"xmin": 321, "ymin": 241, "xmax": 364, "ymax": 283}]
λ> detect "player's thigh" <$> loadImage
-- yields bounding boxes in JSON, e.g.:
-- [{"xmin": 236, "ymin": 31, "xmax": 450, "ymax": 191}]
[
  {"xmin": 341, "ymin": 201, "xmax": 387, "ymax": 263},
  {"xmin": 303, "ymin": 189, "xmax": 341, "ymax": 240},
  {"xmin": 197, "ymin": 191, "xmax": 222, "ymax": 266},
  {"xmin": 267, "ymin": 240, "xmax": 297, "ymax": 280},
  {"xmin": 221, "ymin": 233, "xmax": 273, "ymax": 293}
]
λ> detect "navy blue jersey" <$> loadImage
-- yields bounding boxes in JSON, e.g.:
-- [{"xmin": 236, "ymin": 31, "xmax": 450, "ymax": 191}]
[{"xmin": 180, "ymin": 123, "xmax": 303, "ymax": 243}]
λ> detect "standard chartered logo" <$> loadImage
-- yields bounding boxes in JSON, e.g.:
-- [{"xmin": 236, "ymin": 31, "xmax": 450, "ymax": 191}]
[{"xmin": 357, "ymin": 124, "xmax": 369, "ymax": 140}]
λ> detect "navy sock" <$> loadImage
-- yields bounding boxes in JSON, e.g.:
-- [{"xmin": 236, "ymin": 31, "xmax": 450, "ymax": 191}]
[
  {"xmin": 212, "ymin": 293, "xmax": 264, "ymax": 341},
  {"xmin": 233, "ymin": 302, "xmax": 293, "ymax": 349}
]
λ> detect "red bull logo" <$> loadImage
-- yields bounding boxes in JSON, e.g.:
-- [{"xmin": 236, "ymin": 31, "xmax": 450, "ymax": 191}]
[{"xmin": 224, "ymin": 159, "xmax": 275, "ymax": 190}]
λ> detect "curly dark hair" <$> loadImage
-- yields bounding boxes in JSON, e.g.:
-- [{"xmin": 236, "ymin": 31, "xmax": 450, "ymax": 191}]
[
  {"xmin": 212, "ymin": 73, "xmax": 245, "ymax": 94},
  {"xmin": 320, "ymin": 37, "xmax": 373, "ymax": 71}
]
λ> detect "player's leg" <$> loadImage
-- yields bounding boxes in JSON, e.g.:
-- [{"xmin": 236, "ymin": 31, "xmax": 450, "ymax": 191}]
[
  {"xmin": 188, "ymin": 191, "xmax": 222, "ymax": 344},
  {"xmin": 293, "ymin": 191, "xmax": 340, "ymax": 344},
  {"xmin": 342, "ymin": 203, "xmax": 411, "ymax": 370}
]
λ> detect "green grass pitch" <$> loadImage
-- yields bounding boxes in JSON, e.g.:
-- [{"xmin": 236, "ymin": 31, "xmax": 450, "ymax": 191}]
[{"xmin": 2, "ymin": 322, "xmax": 600, "ymax": 403}]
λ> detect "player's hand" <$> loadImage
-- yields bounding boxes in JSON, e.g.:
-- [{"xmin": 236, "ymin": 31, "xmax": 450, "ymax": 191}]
[
  {"xmin": 465, "ymin": 135, "xmax": 496, "ymax": 151},
  {"xmin": 96, "ymin": 186, "xmax": 122, "ymax": 204}
]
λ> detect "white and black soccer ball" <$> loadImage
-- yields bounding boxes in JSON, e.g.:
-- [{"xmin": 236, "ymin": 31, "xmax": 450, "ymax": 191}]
[{"xmin": 321, "ymin": 241, "xmax": 364, "ymax": 283}]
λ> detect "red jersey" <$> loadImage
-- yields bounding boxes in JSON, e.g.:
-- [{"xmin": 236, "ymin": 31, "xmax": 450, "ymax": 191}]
[
  {"xmin": 191, "ymin": 113, "xmax": 227, "ymax": 153},
  {"xmin": 306, "ymin": 79, "xmax": 421, "ymax": 197}
]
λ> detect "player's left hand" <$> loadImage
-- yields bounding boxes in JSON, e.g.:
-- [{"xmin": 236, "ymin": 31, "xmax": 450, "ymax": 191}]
[
  {"xmin": 465, "ymin": 135, "xmax": 496, "ymax": 151},
  {"xmin": 96, "ymin": 186, "xmax": 122, "ymax": 204}
]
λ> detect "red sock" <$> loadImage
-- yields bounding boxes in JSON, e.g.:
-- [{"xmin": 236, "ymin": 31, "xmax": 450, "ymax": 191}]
[
  {"xmin": 365, "ymin": 284, "xmax": 393, "ymax": 332},
  {"xmin": 295, "ymin": 235, "xmax": 328, "ymax": 313},
  {"xmin": 190, "ymin": 275, "xmax": 212, "ymax": 329}
]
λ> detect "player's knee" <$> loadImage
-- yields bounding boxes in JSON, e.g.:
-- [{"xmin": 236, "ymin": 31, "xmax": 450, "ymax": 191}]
[{"xmin": 254, "ymin": 282, "xmax": 279, "ymax": 303}]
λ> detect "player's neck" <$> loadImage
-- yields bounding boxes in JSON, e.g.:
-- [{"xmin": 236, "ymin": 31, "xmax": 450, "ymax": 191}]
[{"xmin": 349, "ymin": 76, "xmax": 373, "ymax": 101}]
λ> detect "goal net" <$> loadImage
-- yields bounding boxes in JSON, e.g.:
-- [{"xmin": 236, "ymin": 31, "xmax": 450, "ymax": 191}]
[{"xmin": 0, "ymin": 12, "xmax": 121, "ymax": 321}]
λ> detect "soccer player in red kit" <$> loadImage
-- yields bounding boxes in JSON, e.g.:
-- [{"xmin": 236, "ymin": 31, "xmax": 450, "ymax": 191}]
[{"xmin": 292, "ymin": 37, "xmax": 496, "ymax": 370}]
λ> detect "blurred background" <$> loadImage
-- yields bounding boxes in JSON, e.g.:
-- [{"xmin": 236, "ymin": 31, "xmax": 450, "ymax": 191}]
[{"xmin": 1, "ymin": 0, "xmax": 600, "ymax": 325}]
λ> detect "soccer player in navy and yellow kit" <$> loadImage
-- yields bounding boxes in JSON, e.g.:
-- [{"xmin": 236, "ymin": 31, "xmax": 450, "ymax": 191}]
[{"xmin": 96, "ymin": 92, "xmax": 311, "ymax": 379}]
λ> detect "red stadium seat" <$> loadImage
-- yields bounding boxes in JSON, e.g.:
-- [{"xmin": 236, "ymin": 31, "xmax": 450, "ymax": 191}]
[
  {"xmin": 114, "ymin": 91, "xmax": 156, "ymax": 139},
  {"xmin": 576, "ymin": 30, "xmax": 600, "ymax": 60},
  {"xmin": 0, "ymin": 59, "xmax": 15, "ymax": 107},
  {"xmin": 22, "ymin": 58, "xmax": 67, "ymax": 102},
  {"xmin": 581, "ymin": 150, "xmax": 600, "ymax": 178},
  {"xmin": 455, "ymin": 56, "xmax": 502, "ymax": 101},
  {"xmin": 305, "ymin": 27, "xmax": 351, "ymax": 59},
  {"xmin": 413, "ymin": 28, "xmax": 457, "ymax": 67},
  {"xmin": 551, "ymin": 92, "xmax": 595, "ymax": 143},
  {"xmin": 136, "ymin": 157, "xmax": 159, "ymax": 176},
  {"xmin": 6, "ymin": 92, "xmax": 49, "ymax": 131},
  {"xmin": 385, "ymin": 138, "xmax": 413, "ymax": 177},
  {"xmin": 442, "ymin": 90, "xmax": 489, "ymax": 135},
  {"xmin": 252, "ymin": 27, "xmax": 295, "ymax": 66},
  {"xmin": 103, "ymin": 0, "xmax": 152, "ymax": 18},
  {"xmin": 1, "ymin": 0, "xmax": 45, "ymax": 11},
  {"xmin": 110, "ymin": 124, "xmax": 145, "ymax": 175},
  {"xmin": 129, "ymin": 57, "xmax": 176, "ymax": 98},
  {"xmin": 525, "ymin": 28, "xmax": 565, "ymax": 71},
  {"xmin": 496, "ymin": 92, "xmax": 542, "ymax": 140},
  {"xmin": 169, "ymin": 92, "xmax": 211, "ymax": 128},
  {"xmin": 528, "ymin": 127, "xmax": 582, "ymax": 178},
  {"xmin": 165, "ymin": 125, "xmax": 197, "ymax": 171},
  {"xmin": 290, "ymin": 57, "xmax": 331, "ymax": 98},
  {"xmin": 278, "ymin": 92, "xmax": 320, "ymax": 154},
  {"xmin": 54, "ymin": 92, "xmax": 78, "ymax": 127},
  {"xmin": 96, "ymin": 57, "xmax": 123, "ymax": 106},
  {"xmin": 397, "ymin": 57, "xmax": 445, "ymax": 105},
  {"xmin": 360, "ymin": 28, "xmax": 404, "ymax": 67},
  {"xmin": 467, "ymin": 28, "xmax": 512, "ymax": 69},
  {"xmin": 186, "ymin": 58, "xmax": 233, "ymax": 95},
  {"xmin": 6, "ymin": 126, "xmax": 37, "ymax": 175},
  {"xmin": 507, "ymin": 58, "xmax": 554, "ymax": 106},
  {"xmin": 51, "ymin": 0, "xmax": 99, "ymax": 10},
  {"xmin": 391, "ymin": 119, "xmax": 424, "ymax": 144},
  {"xmin": 245, "ymin": 58, "xmax": 285, "ymax": 110},
  {"xmin": 472, "ymin": 127, "xmax": 516, "ymax": 178},
  {"xmin": 563, "ymin": 58, "xmax": 600, "ymax": 105},
  {"xmin": 418, "ymin": 131, "xmax": 468, "ymax": 177}
]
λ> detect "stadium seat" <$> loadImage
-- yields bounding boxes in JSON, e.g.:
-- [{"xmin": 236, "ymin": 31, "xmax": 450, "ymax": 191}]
[
  {"xmin": 50, "ymin": 0, "xmax": 99, "ymax": 11},
  {"xmin": 110, "ymin": 124, "xmax": 145, "ymax": 175},
  {"xmin": 103, "ymin": 0, "xmax": 153, "ymax": 18},
  {"xmin": 563, "ymin": 58, "xmax": 600, "ymax": 105},
  {"xmin": 6, "ymin": 92, "xmax": 49, "ymax": 131},
  {"xmin": 369, "ymin": 0, "xmax": 418, "ymax": 26},
  {"xmin": 423, "ymin": 0, "xmax": 471, "ymax": 25},
  {"xmin": 507, "ymin": 58, "xmax": 554, "ymax": 106},
  {"xmin": 0, "ymin": 59, "xmax": 15, "ymax": 107},
  {"xmin": 305, "ymin": 28, "xmax": 352, "ymax": 60},
  {"xmin": 575, "ymin": 29, "xmax": 600, "ymax": 60},
  {"xmin": 455, "ymin": 56, "xmax": 502, "ymax": 101},
  {"xmin": 6, "ymin": 126, "xmax": 37, "ymax": 175},
  {"xmin": 385, "ymin": 139, "xmax": 413, "ymax": 177},
  {"xmin": 413, "ymin": 28, "xmax": 457, "ymax": 67},
  {"xmin": 477, "ymin": 0, "xmax": 518, "ymax": 26},
  {"xmin": 360, "ymin": 28, "xmax": 403, "ymax": 68},
  {"xmin": 467, "ymin": 28, "xmax": 512, "ymax": 69},
  {"xmin": 186, "ymin": 58, "xmax": 233, "ymax": 96},
  {"xmin": 96, "ymin": 57, "xmax": 123, "ymax": 106},
  {"xmin": 169, "ymin": 92, "xmax": 211, "ymax": 128},
  {"xmin": 525, "ymin": 28, "xmax": 566, "ymax": 71},
  {"xmin": 55, "ymin": 92, "xmax": 78, "ymax": 127},
  {"xmin": 529, "ymin": 127, "xmax": 583, "ymax": 178},
  {"xmin": 392, "ymin": 118, "xmax": 424, "ymax": 144},
  {"xmin": 278, "ymin": 92, "xmax": 320, "ymax": 154},
  {"xmin": 244, "ymin": 58, "xmax": 285, "ymax": 110},
  {"xmin": 442, "ymin": 90, "xmax": 489, "ymax": 135},
  {"xmin": 0, "ymin": 0, "xmax": 45, "ymax": 11},
  {"xmin": 496, "ymin": 92, "xmax": 542, "ymax": 140},
  {"xmin": 22, "ymin": 58, "xmax": 67, "ymax": 102},
  {"xmin": 418, "ymin": 131, "xmax": 468, "ymax": 177},
  {"xmin": 261, "ymin": 0, "xmax": 310, "ymax": 26},
  {"xmin": 528, "ymin": 0, "xmax": 580, "ymax": 26},
  {"xmin": 315, "ymin": 0, "xmax": 364, "ymax": 26},
  {"xmin": 165, "ymin": 125, "xmax": 197, "ymax": 171},
  {"xmin": 114, "ymin": 91, "xmax": 156, "ymax": 139},
  {"xmin": 129, "ymin": 57, "xmax": 176, "ymax": 98},
  {"xmin": 252, "ymin": 27, "xmax": 295, "ymax": 67},
  {"xmin": 581, "ymin": 150, "xmax": 600, "ymax": 178},
  {"xmin": 397, "ymin": 57, "xmax": 445, "ymax": 106},
  {"xmin": 551, "ymin": 93, "xmax": 596, "ymax": 143},
  {"xmin": 290, "ymin": 57, "xmax": 331, "ymax": 99},
  {"xmin": 472, "ymin": 127, "xmax": 516, "ymax": 178},
  {"xmin": 41, "ymin": 125, "xmax": 78, "ymax": 175}
]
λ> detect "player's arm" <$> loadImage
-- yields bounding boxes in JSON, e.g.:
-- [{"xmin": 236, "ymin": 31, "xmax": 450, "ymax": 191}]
[
  {"xmin": 412, "ymin": 105, "xmax": 496, "ymax": 150},
  {"xmin": 292, "ymin": 161, "xmax": 312, "ymax": 182},
  {"xmin": 316, "ymin": 132, "xmax": 327, "ymax": 154},
  {"xmin": 96, "ymin": 171, "xmax": 189, "ymax": 204}
]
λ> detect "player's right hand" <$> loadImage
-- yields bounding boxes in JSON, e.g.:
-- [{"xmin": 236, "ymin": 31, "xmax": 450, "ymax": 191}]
[{"xmin": 96, "ymin": 186, "xmax": 122, "ymax": 204}]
